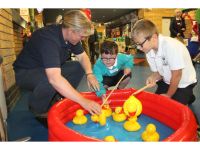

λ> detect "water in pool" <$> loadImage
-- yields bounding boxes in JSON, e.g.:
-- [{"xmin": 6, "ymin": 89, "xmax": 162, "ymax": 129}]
[{"xmin": 66, "ymin": 114, "xmax": 174, "ymax": 141}]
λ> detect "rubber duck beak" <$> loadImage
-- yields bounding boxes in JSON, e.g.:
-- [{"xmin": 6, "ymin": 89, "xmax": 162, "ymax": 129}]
[{"xmin": 129, "ymin": 111, "xmax": 136, "ymax": 116}]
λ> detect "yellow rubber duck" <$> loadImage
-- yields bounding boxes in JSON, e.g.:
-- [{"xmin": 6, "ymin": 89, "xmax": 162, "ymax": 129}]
[
  {"xmin": 141, "ymin": 124, "xmax": 160, "ymax": 142},
  {"xmin": 90, "ymin": 111, "xmax": 107, "ymax": 126},
  {"xmin": 102, "ymin": 104, "xmax": 112, "ymax": 117},
  {"xmin": 104, "ymin": 136, "xmax": 117, "ymax": 142},
  {"xmin": 112, "ymin": 107, "xmax": 126, "ymax": 122},
  {"xmin": 72, "ymin": 109, "xmax": 87, "ymax": 125},
  {"xmin": 99, "ymin": 110, "xmax": 106, "ymax": 126},
  {"xmin": 91, "ymin": 114, "xmax": 99, "ymax": 123},
  {"xmin": 123, "ymin": 116, "xmax": 141, "ymax": 131},
  {"xmin": 123, "ymin": 95, "xmax": 142, "ymax": 117}
]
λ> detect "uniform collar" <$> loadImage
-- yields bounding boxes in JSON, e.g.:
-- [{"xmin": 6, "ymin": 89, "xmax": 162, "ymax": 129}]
[
  {"xmin": 58, "ymin": 25, "xmax": 69, "ymax": 47},
  {"xmin": 107, "ymin": 57, "xmax": 118, "ymax": 69},
  {"xmin": 149, "ymin": 34, "xmax": 163, "ymax": 58}
]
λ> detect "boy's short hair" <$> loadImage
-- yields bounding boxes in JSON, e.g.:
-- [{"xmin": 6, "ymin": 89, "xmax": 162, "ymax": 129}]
[
  {"xmin": 131, "ymin": 19, "xmax": 158, "ymax": 40},
  {"xmin": 100, "ymin": 40, "xmax": 118, "ymax": 55}
]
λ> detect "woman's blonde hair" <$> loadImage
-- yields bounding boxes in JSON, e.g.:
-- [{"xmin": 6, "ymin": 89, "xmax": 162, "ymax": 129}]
[
  {"xmin": 131, "ymin": 19, "xmax": 158, "ymax": 40},
  {"xmin": 63, "ymin": 10, "xmax": 94, "ymax": 36}
]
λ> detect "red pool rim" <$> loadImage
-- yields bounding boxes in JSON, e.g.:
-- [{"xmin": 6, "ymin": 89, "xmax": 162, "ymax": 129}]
[{"xmin": 48, "ymin": 88, "xmax": 198, "ymax": 141}]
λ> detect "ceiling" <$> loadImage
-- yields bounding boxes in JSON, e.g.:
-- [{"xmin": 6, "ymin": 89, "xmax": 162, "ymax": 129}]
[
  {"xmin": 90, "ymin": 9, "xmax": 136, "ymax": 23},
  {"xmin": 43, "ymin": 9, "xmax": 136, "ymax": 25}
]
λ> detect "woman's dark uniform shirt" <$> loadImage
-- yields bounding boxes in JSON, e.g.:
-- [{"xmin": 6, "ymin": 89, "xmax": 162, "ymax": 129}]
[{"xmin": 13, "ymin": 24, "xmax": 83, "ymax": 70}]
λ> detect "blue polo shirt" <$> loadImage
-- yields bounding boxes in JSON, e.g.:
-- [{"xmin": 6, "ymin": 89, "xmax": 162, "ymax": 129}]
[
  {"xmin": 93, "ymin": 53, "xmax": 133, "ymax": 97},
  {"xmin": 13, "ymin": 24, "xmax": 83, "ymax": 69}
]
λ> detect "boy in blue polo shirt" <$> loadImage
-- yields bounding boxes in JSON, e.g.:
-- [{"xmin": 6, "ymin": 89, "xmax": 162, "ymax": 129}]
[{"xmin": 93, "ymin": 40, "xmax": 133, "ymax": 100}]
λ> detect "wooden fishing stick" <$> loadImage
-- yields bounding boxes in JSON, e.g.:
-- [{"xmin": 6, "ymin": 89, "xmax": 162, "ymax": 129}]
[
  {"xmin": 131, "ymin": 84, "xmax": 151, "ymax": 96},
  {"xmin": 101, "ymin": 74, "xmax": 126, "ymax": 107}
]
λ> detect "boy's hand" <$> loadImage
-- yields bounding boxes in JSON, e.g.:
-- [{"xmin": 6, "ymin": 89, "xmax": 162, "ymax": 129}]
[
  {"xmin": 86, "ymin": 74, "xmax": 100, "ymax": 91},
  {"xmin": 146, "ymin": 76, "xmax": 157, "ymax": 88},
  {"xmin": 124, "ymin": 69, "xmax": 131, "ymax": 76},
  {"xmin": 160, "ymin": 93, "xmax": 171, "ymax": 98}
]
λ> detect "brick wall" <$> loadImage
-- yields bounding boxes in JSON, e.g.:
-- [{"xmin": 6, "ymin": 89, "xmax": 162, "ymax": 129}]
[
  {"xmin": 0, "ymin": 9, "xmax": 21, "ymax": 110},
  {"xmin": 13, "ymin": 23, "xmax": 23, "ymax": 56},
  {"xmin": 138, "ymin": 9, "xmax": 175, "ymax": 33}
]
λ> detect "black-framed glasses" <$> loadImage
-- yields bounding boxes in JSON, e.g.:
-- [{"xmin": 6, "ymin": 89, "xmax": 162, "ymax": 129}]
[
  {"xmin": 134, "ymin": 36, "xmax": 151, "ymax": 49},
  {"xmin": 101, "ymin": 57, "xmax": 116, "ymax": 62}
]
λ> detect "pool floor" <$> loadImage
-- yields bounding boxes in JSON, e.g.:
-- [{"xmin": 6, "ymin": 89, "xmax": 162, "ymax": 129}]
[{"xmin": 66, "ymin": 114, "xmax": 174, "ymax": 141}]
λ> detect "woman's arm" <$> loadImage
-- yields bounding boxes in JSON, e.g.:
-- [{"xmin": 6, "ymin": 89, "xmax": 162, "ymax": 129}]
[
  {"xmin": 45, "ymin": 67, "xmax": 101, "ymax": 115},
  {"xmin": 76, "ymin": 52, "xmax": 100, "ymax": 91}
]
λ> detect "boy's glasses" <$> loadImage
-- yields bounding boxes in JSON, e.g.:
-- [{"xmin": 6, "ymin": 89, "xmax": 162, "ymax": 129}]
[
  {"xmin": 134, "ymin": 36, "xmax": 151, "ymax": 49},
  {"xmin": 101, "ymin": 57, "xmax": 116, "ymax": 62}
]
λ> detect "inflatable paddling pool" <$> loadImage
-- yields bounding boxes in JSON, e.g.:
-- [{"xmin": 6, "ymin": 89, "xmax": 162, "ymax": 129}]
[{"xmin": 48, "ymin": 88, "xmax": 198, "ymax": 141}]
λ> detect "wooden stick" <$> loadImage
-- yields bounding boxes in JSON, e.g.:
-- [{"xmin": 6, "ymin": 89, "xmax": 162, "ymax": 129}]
[
  {"xmin": 101, "ymin": 74, "xmax": 126, "ymax": 107},
  {"xmin": 131, "ymin": 84, "xmax": 151, "ymax": 96}
]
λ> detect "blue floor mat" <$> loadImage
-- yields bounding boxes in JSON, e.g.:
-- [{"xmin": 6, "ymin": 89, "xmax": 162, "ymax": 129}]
[
  {"xmin": 6, "ymin": 90, "xmax": 48, "ymax": 141},
  {"xmin": 7, "ymin": 110, "xmax": 48, "ymax": 141}
]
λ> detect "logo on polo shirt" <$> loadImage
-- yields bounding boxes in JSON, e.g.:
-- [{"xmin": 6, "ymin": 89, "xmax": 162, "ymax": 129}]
[{"xmin": 162, "ymin": 57, "xmax": 168, "ymax": 65}]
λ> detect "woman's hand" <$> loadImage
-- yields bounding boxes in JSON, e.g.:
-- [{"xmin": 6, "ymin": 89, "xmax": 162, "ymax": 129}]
[
  {"xmin": 86, "ymin": 73, "xmax": 100, "ymax": 92},
  {"xmin": 80, "ymin": 98, "xmax": 101, "ymax": 115}
]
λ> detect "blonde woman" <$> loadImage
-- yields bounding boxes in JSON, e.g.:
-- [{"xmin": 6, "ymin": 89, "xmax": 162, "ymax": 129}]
[{"xmin": 13, "ymin": 10, "xmax": 101, "ymax": 126}]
